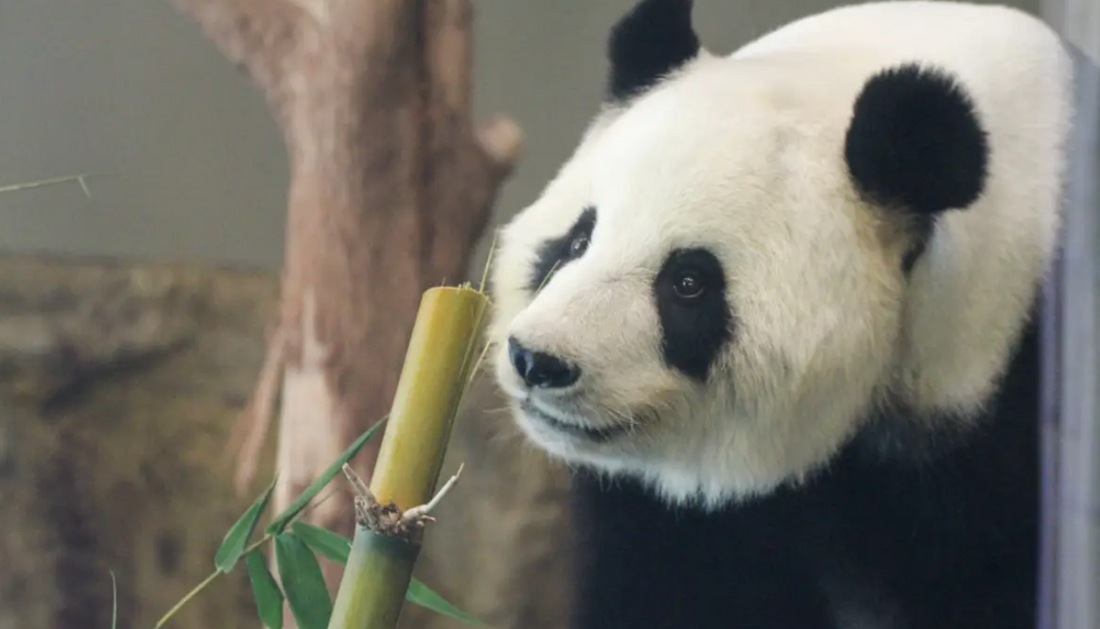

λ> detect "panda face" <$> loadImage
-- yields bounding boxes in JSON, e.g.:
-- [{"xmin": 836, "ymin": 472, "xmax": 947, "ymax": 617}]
[
  {"xmin": 491, "ymin": 64, "xmax": 915, "ymax": 507},
  {"xmin": 488, "ymin": 0, "xmax": 1066, "ymax": 509}
]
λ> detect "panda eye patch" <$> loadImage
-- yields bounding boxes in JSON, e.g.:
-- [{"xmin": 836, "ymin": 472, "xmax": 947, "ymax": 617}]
[
  {"xmin": 653, "ymin": 247, "xmax": 732, "ymax": 381},
  {"xmin": 658, "ymin": 249, "xmax": 724, "ymax": 304},
  {"xmin": 527, "ymin": 206, "xmax": 598, "ymax": 294}
]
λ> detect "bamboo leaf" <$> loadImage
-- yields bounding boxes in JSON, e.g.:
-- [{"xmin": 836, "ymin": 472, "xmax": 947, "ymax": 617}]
[
  {"xmin": 291, "ymin": 521, "xmax": 351, "ymax": 565},
  {"xmin": 274, "ymin": 533, "xmax": 333, "ymax": 629},
  {"xmin": 0, "ymin": 173, "xmax": 90, "ymax": 196},
  {"xmin": 265, "ymin": 419, "xmax": 387, "ymax": 535},
  {"xmin": 214, "ymin": 475, "xmax": 278, "ymax": 572},
  {"xmin": 245, "ymin": 550, "xmax": 285, "ymax": 629},
  {"xmin": 406, "ymin": 578, "xmax": 485, "ymax": 626}
]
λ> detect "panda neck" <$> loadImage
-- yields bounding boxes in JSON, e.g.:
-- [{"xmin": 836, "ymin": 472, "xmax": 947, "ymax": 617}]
[{"xmin": 850, "ymin": 305, "xmax": 1041, "ymax": 467}]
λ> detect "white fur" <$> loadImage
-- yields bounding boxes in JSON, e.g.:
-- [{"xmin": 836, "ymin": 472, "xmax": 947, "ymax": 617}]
[{"xmin": 489, "ymin": 1, "xmax": 1074, "ymax": 509}]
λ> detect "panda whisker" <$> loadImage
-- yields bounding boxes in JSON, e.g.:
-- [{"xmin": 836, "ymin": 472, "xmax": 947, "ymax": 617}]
[
  {"xmin": 485, "ymin": 421, "xmax": 528, "ymax": 447},
  {"xmin": 598, "ymin": 402, "xmax": 639, "ymax": 426},
  {"xmin": 483, "ymin": 404, "xmax": 518, "ymax": 417},
  {"xmin": 490, "ymin": 430, "xmax": 527, "ymax": 448},
  {"xmin": 534, "ymin": 259, "xmax": 563, "ymax": 295},
  {"xmin": 595, "ymin": 401, "xmax": 660, "ymax": 442}
]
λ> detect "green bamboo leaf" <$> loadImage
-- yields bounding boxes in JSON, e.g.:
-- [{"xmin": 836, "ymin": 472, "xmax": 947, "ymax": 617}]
[
  {"xmin": 274, "ymin": 533, "xmax": 333, "ymax": 629},
  {"xmin": 266, "ymin": 418, "xmax": 387, "ymax": 535},
  {"xmin": 291, "ymin": 521, "xmax": 351, "ymax": 565},
  {"xmin": 214, "ymin": 475, "xmax": 278, "ymax": 572},
  {"xmin": 406, "ymin": 578, "xmax": 484, "ymax": 626},
  {"xmin": 245, "ymin": 550, "xmax": 285, "ymax": 629}
]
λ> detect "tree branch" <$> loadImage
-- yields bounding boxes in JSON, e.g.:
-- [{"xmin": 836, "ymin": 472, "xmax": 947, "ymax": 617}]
[
  {"xmin": 476, "ymin": 115, "xmax": 523, "ymax": 182},
  {"xmin": 170, "ymin": 0, "xmax": 306, "ymax": 99},
  {"xmin": 226, "ymin": 321, "xmax": 286, "ymax": 495},
  {"xmin": 426, "ymin": 0, "xmax": 474, "ymax": 114},
  {"xmin": 414, "ymin": 0, "xmax": 522, "ymax": 282},
  {"xmin": 422, "ymin": 0, "xmax": 522, "ymax": 179}
]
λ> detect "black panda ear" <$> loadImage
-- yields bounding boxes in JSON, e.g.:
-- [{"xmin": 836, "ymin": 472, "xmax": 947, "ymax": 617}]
[
  {"xmin": 844, "ymin": 63, "xmax": 990, "ymax": 215},
  {"xmin": 607, "ymin": 0, "xmax": 701, "ymax": 102}
]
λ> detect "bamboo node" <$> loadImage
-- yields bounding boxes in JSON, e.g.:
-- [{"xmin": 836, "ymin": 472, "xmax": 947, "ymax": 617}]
[{"xmin": 341, "ymin": 462, "xmax": 465, "ymax": 538}]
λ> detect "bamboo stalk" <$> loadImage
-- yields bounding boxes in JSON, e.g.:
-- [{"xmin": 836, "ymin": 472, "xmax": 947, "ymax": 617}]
[
  {"xmin": 371, "ymin": 286, "xmax": 488, "ymax": 509},
  {"xmin": 327, "ymin": 285, "xmax": 488, "ymax": 629},
  {"xmin": 327, "ymin": 529, "xmax": 419, "ymax": 629}
]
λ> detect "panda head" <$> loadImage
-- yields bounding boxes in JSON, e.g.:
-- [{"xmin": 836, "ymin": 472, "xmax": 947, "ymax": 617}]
[{"xmin": 488, "ymin": 0, "xmax": 1059, "ymax": 509}]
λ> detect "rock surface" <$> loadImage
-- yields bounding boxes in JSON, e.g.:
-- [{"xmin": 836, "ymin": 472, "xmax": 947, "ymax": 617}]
[{"xmin": 0, "ymin": 253, "xmax": 572, "ymax": 629}]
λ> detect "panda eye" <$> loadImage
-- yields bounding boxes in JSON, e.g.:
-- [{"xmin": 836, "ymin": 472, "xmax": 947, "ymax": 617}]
[
  {"xmin": 568, "ymin": 233, "xmax": 590, "ymax": 258},
  {"xmin": 673, "ymin": 271, "xmax": 705, "ymax": 299}
]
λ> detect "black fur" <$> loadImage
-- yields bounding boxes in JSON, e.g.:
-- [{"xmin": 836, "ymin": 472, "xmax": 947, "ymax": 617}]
[
  {"xmin": 653, "ymin": 247, "xmax": 732, "ymax": 381},
  {"xmin": 569, "ymin": 312, "xmax": 1040, "ymax": 629},
  {"xmin": 901, "ymin": 213, "xmax": 937, "ymax": 275},
  {"xmin": 528, "ymin": 207, "xmax": 597, "ymax": 294},
  {"xmin": 845, "ymin": 63, "xmax": 990, "ymax": 216},
  {"xmin": 607, "ymin": 0, "xmax": 700, "ymax": 101}
]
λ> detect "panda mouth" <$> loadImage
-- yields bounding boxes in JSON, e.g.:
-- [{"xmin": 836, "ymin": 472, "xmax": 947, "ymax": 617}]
[{"xmin": 520, "ymin": 401, "xmax": 630, "ymax": 442}]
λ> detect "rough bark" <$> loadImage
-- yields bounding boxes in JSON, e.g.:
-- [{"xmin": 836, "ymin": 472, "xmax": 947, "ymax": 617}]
[
  {"xmin": 0, "ymin": 254, "xmax": 280, "ymax": 629},
  {"xmin": 169, "ymin": 0, "xmax": 522, "ymax": 607}
]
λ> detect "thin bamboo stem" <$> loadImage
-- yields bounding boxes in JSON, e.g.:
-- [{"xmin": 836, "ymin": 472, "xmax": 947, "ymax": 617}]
[{"xmin": 327, "ymin": 529, "xmax": 419, "ymax": 629}]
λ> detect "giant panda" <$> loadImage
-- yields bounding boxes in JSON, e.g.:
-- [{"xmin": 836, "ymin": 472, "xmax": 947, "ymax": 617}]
[{"xmin": 486, "ymin": 1, "xmax": 1076, "ymax": 627}]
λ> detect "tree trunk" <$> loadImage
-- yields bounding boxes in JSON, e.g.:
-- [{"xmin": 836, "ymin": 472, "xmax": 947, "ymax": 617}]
[{"xmin": 170, "ymin": 0, "xmax": 521, "ymax": 612}]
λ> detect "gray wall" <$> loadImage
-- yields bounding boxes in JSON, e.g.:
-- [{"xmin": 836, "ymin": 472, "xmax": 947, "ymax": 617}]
[{"xmin": 0, "ymin": 0, "xmax": 1039, "ymax": 274}]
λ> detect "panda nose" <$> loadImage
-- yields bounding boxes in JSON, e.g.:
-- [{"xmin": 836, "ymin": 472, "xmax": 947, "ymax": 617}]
[{"xmin": 508, "ymin": 337, "xmax": 581, "ymax": 389}]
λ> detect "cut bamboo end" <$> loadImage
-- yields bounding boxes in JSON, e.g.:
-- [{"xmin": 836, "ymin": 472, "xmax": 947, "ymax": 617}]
[{"xmin": 370, "ymin": 284, "xmax": 489, "ymax": 511}]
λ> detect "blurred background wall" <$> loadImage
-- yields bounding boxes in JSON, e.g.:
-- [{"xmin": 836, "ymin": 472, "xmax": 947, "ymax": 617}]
[{"xmin": 0, "ymin": 0, "xmax": 1042, "ymax": 276}]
